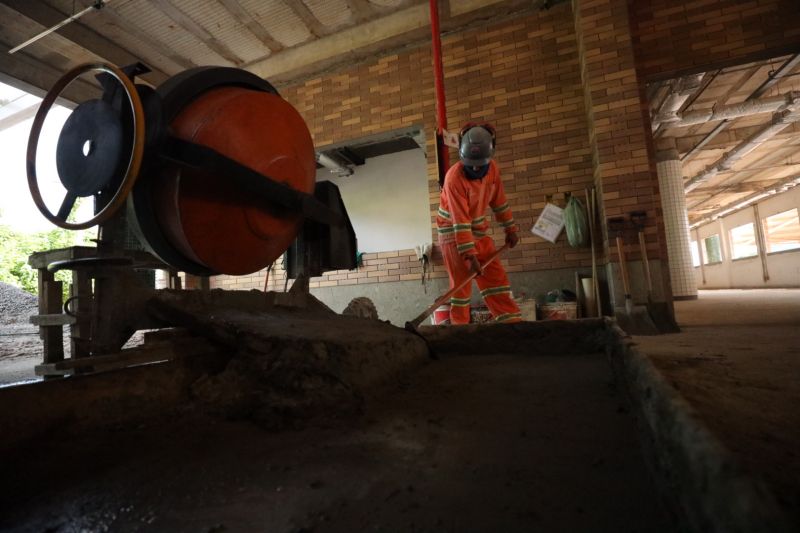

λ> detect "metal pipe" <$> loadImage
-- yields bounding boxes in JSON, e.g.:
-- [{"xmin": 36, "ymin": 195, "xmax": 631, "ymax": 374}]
[
  {"xmin": 316, "ymin": 152, "xmax": 353, "ymax": 177},
  {"xmin": 684, "ymin": 108, "xmax": 800, "ymax": 192},
  {"xmin": 429, "ymin": 0, "xmax": 447, "ymax": 135},
  {"xmin": 750, "ymin": 53, "xmax": 800, "ymax": 99},
  {"xmin": 429, "ymin": 0, "xmax": 450, "ymax": 183},
  {"xmin": 651, "ymin": 73, "xmax": 704, "ymax": 131},
  {"xmin": 665, "ymin": 91, "xmax": 800, "ymax": 129},
  {"xmin": 753, "ymin": 203, "xmax": 770, "ymax": 282},
  {"xmin": 689, "ymin": 175, "xmax": 800, "ymax": 228},
  {"xmin": 681, "ymin": 53, "xmax": 800, "ymax": 163},
  {"xmin": 9, "ymin": 1, "xmax": 108, "ymax": 54}
]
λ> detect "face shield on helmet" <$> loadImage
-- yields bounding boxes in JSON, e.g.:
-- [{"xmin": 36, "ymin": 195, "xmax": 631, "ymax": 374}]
[{"xmin": 459, "ymin": 125, "xmax": 495, "ymax": 167}]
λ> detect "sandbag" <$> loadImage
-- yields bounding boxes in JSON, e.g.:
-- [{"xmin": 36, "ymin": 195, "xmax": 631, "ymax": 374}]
[{"xmin": 564, "ymin": 196, "xmax": 589, "ymax": 248}]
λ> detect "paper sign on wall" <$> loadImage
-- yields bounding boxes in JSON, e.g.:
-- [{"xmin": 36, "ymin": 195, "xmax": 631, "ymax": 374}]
[
  {"xmin": 442, "ymin": 129, "xmax": 460, "ymax": 149},
  {"xmin": 531, "ymin": 203, "xmax": 565, "ymax": 243}
]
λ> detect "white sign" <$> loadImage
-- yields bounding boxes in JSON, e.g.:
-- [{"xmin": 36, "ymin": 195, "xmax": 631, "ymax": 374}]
[
  {"xmin": 531, "ymin": 203, "xmax": 565, "ymax": 243},
  {"xmin": 442, "ymin": 129, "xmax": 460, "ymax": 149}
]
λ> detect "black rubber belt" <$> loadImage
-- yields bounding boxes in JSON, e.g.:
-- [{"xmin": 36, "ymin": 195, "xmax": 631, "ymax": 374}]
[{"xmin": 160, "ymin": 137, "xmax": 343, "ymax": 227}]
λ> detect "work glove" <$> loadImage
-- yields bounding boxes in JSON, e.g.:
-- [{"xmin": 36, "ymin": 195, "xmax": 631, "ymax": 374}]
[
  {"xmin": 505, "ymin": 231, "xmax": 519, "ymax": 249},
  {"xmin": 466, "ymin": 254, "xmax": 482, "ymax": 276}
]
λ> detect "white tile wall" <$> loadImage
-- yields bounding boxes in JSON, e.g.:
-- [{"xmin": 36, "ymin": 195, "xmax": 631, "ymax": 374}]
[{"xmin": 657, "ymin": 158, "xmax": 698, "ymax": 298}]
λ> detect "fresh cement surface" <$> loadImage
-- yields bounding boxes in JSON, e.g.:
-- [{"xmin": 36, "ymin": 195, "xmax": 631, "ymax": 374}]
[
  {"xmin": 635, "ymin": 289, "xmax": 800, "ymax": 522},
  {"xmin": 1, "ymin": 353, "xmax": 673, "ymax": 532}
]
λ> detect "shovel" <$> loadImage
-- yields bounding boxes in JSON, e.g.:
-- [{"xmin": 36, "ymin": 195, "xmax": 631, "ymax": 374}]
[
  {"xmin": 608, "ymin": 217, "xmax": 659, "ymax": 336},
  {"xmin": 630, "ymin": 211, "xmax": 680, "ymax": 334},
  {"xmin": 405, "ymin": 244, "xmax": 509, "ymax": 331}
]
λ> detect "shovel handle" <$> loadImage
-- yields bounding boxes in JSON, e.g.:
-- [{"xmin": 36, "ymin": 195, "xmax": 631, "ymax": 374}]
[
  {"xmin": 637, "ymin": 231, "xmax": 653, "ymax": 292},
  {"xmin": 408, "ymin": 244, "xmax": 509, "ymax": 329},
  {"xmin": 615, "ymin": 236, "xmax": 632, "ymax": 296}
]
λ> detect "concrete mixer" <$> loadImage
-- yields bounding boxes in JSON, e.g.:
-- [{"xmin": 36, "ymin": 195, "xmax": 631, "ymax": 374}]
[{"xmin": 25, "ymin": 62, "xmax": 356, "ymax": 374}]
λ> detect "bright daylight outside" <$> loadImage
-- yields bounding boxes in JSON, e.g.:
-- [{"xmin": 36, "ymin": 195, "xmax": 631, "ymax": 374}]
[{"xmin": 0, "ymin": 81, "xmax": 94, "ymax": 296}]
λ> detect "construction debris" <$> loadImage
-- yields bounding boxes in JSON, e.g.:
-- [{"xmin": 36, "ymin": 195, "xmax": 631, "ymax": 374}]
[
  {"xmin": 148, "ymin": 289, "xmax": 428, "ymax": 429},
  {"xmin": 0, "ymin": 282, "xmax": 37, "ymax": 325},
  {"xmin": 342, "ymin": 296, "xmax": 379, "ymax": 320}
]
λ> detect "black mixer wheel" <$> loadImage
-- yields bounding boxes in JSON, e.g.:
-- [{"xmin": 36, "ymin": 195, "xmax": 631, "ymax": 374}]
[{"xmin": 26, "ymin": 62, "xmax": 145, "ymax": 230}]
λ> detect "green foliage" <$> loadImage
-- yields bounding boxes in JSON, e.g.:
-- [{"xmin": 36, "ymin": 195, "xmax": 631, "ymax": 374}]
[{"xmin": 0, "ymin": 223, "xmax": 95, "ymax": 296}]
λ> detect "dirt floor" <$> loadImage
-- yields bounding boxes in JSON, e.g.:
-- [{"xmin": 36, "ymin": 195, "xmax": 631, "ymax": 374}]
[
  {"xmin": 635, "ymin": 289, "xmax": 800, "ymax": 521},
  {"xmin": 0, "ymin": 353, "xmax": 673, "ymax": 532}
]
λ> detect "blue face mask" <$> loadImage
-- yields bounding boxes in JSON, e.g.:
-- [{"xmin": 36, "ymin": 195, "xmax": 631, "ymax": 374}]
[{"xmin": 463, "ymin": 164, "xmax": 489, "ymax": 180}]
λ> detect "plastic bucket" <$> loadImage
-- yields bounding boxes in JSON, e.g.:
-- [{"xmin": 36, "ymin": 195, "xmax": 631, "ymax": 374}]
[
  {"xmin": 518, "ymin": 299, "xmax": 537, "ymax": 321},
  {"xmin": 431, "ymin": 304, "xmax": 451, "ymax": 325}
]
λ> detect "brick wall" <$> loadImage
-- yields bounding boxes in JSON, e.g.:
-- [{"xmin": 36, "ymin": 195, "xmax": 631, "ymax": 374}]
[
  {"xmin": 629, "ymin": 0, "xmax": 800, "ymax": 81},
  {"xmin": 573, "ymin": 0, "xmax": 665, "ymax": 268},
  {"xmin": 213, "ymin": 4, "xmax": 598, "ymax": 292}
]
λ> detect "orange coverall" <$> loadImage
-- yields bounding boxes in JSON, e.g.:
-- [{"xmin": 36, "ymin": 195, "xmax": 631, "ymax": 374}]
[{"xmin": 436, "ymin": 161, "xmax": 522, "ymax": 324}]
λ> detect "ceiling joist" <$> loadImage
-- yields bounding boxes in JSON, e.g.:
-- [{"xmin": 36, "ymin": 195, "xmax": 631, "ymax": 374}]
[
  {"xmin": 215, "ymin": 0, "xmax": 284, "ymax": 53},
  {"xmin": 146, "ymin": 0, "xmax": 244, "ymax": 66},
  {"xmin": 286, "ymin": 1, "xmax": 332, "ymax": 39}
]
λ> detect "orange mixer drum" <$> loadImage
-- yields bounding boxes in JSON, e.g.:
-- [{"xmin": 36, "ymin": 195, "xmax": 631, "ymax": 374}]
[{"xmin": 154, "ymin": 86, "xmax": 315, "ymax": 275}]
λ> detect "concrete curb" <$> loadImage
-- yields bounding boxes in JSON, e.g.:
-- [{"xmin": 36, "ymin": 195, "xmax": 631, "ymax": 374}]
[{"xmin": 604, "ymin": 319, "xmax": 793, "ymax": 533}]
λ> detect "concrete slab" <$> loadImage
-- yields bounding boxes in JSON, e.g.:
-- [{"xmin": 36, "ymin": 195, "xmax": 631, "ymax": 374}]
[
  {"xmin": 0, "ymin": 352, "xmax": 673, "ymax": 532},
  {"xmin": 635, "ymin": 289, "xmax": 800, "ymax": 525}
]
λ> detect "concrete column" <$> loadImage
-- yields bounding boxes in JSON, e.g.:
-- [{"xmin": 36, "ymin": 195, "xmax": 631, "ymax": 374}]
[{"xmin": 656, "ymin": 149, "xmax": 697, "ymax": 299}]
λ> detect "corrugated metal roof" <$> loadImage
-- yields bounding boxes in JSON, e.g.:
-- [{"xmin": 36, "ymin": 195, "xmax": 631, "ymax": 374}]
[
  {"xmin": 169, "ymin": 0, "xmax": 272, "ymax": 63},
  {"xmin": 238, "ymin": 0, "xmax": 312, "ymax": 48},
  {"xmin": 116, "ymin": 0, "xmax": 231, "ymax": 66},
  {"xmin": 304, "ymin": 0, "xmax": 354, "ymax": 30}
]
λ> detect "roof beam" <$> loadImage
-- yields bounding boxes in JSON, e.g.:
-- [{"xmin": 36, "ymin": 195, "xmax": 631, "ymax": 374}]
[
  {"xmin": 689, "ymin": 174, "xmax": 800, "ymax": 227},
  {"xmin": 286, "ymin": 1, "xmax": 331, "ymax": 38},
  {"xmin": 345, "ymin": 0, "xmax": 376, "ymax": 23},
  {"xmin": 691, "ymin": 178, "xmax": 794, "ymax": 195},
  {"xmin": 0, "ymin": 40, "xmax": 98, "ymax": 104},
  {"xmin": 675, "ymin": 121, "xmax": 800, "ymax": 154},
  {"xmin": 1, "ymin": 0, "xmax": 169, "ymax": 85},
  {"xmin": 245, "ymin": 2, "xmax": 429, "ymax": 81},
  {"xmin": 97, "ymin": 2, "xmax": 197, "ymax": 71},
  {"xmin": 215, "ymin": 0, "xmax": 284, "ymax": 53},
  {"xmin": 0, "ymin": 102, "xmax": 39, "ymax": 132},
  {"xmin": 146, "ymin": 0, "xmax": 244, "ymax": 66},
  {"xmin": 686, "ymin": 141, "xmax": 800, "ymax": 210}
]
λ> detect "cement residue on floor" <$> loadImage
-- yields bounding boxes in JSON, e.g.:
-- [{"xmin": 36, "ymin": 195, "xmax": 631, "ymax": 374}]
[
  {"xmin": 0, "ymin": 353, "xmax": 673, "ymax": 532},
  {"xmin": 635, "ymin": 289, "xmax": 800, "ymax": 521}
]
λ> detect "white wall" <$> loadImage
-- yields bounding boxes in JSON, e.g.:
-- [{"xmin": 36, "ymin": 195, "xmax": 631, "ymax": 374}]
[
  {"xmin": 694, "ymin": 187, "xmax": 800, "ymax": 288},
  {"xmin": 320, "ymin": 149, "xmax": 432, "ymax": 254}
]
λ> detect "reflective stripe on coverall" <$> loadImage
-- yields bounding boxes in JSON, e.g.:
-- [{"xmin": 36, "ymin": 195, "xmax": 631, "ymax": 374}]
[{"xmin": 437, "ymin": 160, "xmax": 521, "ymax": 325}]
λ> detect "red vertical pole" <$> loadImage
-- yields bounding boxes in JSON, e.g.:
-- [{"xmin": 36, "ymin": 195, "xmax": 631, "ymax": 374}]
[{"xmin": 429, "ymin": 0, "xmax": 450, "ymax": 187}]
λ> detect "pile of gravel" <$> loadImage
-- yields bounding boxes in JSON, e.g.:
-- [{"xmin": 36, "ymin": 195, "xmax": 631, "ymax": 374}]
[{"xmin": 0, "ymin": 282, "xmax": 38, "ymax": 325}]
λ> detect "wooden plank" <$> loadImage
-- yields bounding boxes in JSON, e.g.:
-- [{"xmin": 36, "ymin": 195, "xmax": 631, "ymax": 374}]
[
  {"xmin": 33, "ymin": 364, "xmax": 69, "ymax": 376},
  {"xmin": 215, "ymin": 0, "xmax": 284, "ymax": 52},
  {"xmin": 147, "ymin": 0, "xmax": 243, "ymax": 66},
  {"xmin": 34, "ymin": 337, "xmax": 216, "ymax": 376},
  {"xmin": 28, "ymin": 246, "xmax": 95, "ymax": 269},
  {"xmin": 45, "ymin": 345, "xmax": 176, "ymax": 371},
  {"xmin": 1, "ymin": 0, "xmax": 169, "ymax": 85},
  {"xmin": 41, "ymin": 280, "xmax": 64, "ymax": 365},
  {"xmin": 30, "ymin": 314, "xmax": 76, "ymax": 327},
  {"xmin": 70, "ymin": 270, "xmax": 92, "ymax": 359},
  {"xmin": 0, "ymin": 41, "xmax": 98, "ymax": 104},
  {"xmin": 96, "ymin": 2, "xmax": 197, "ymax": 71}
]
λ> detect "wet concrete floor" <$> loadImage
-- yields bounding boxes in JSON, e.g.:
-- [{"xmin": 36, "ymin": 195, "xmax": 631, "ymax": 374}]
[{"xmin": 1, "ymin": 352, "xmax": 672, "ymax": 532}]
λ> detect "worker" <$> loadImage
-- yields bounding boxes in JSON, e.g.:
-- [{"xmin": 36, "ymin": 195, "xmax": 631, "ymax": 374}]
[{"xmin": 436, "ymin": 123, "xmax": 522, "ymax": 324}]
